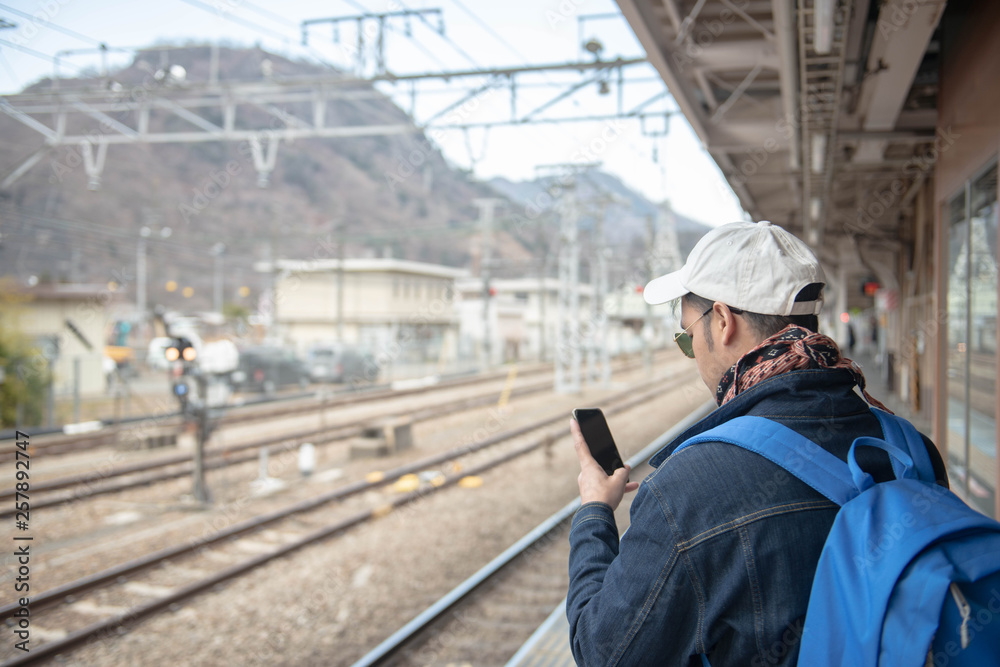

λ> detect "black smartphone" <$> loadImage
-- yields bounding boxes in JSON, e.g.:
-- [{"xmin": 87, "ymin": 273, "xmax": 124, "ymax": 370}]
[{"xmin": 573, "ymin": 408, "xmax": 625, "ymax": 476}]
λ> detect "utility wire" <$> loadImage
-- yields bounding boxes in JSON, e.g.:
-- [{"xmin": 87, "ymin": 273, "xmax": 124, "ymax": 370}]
[
  {"xmin": 0, "ymin": 3, "xmax": 103, "ymax": 46},
  {"xmin": 0, "ymin": 47, "xmax": 17, "ymax": 82},
  {"xmin": 174, "ymin": 0, "xmax": 293, "ymax": 43},
  {"xmin": 448, "ymin": 0, "xmax": 532, "ymax": 66},
  {"xmin": 398, "ymin": 0, "xmax": 482, "ymax": 70},
  {"xmin": 0, "ymin": 37, "xmax": 88, "ymax": 74},
  {"xmin": 231, "ymin": 0, "xmax": 300, "ymax": 30}
]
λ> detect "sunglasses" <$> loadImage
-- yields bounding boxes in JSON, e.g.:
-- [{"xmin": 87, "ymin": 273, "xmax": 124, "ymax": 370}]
[{"xmin": 673, "ymin": 307, "xmax": 713, "ymax": 358}]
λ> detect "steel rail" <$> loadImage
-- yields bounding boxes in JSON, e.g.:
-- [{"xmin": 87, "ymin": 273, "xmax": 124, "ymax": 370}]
[
  {"xmin": 0, "ymin": 362, "xmax": 550, "ymax": 461},
  {"xmin": 350, "ymin": 399, "xmax": 717, "ymax": 666},
  {"xmin": 0, "ymin": 374, "xmax": 693, "ymax": 625},
  {"xmin": 0, "ymin": 356, "xmax": 663, "ymax": 511},
  {"xmin": 4, "ymin": 355, "xmax": 653, "ymax": 461},
  {"xmin": 0, "ymin": 377, "xmax": 556, "ymax": 506},
  {"xmin": 0, "ymin": 377, "xmax": 698, "ymax": 666}
]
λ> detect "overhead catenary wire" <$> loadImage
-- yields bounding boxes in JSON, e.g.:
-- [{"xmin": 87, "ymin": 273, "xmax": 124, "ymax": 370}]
[
  {"xmin": 229, "ymin": 0, "xmax": 300, "ymax": 30},
  {"xmin": 174, "ymin": 0, "xmax": 293, "ymax": 43},
  {"xmin": 0, "ymin": 3, "xmax": 104, "ymax": 46},
  {"xmin": 1, "ymin": 0, "xmax": 681, "ymax": 206},
  {"xmin": 0, "ymin": 38, "xmax": 89, "ymax": 75}
]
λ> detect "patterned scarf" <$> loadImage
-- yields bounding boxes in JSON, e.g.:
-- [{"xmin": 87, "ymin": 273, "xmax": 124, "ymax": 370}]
[{"xmin": 716, "ymin": 324, "xmax": 891, "ymax": 412}]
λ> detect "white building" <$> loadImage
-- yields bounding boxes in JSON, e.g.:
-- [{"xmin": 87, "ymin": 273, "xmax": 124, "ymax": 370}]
[
  {"xmin": 255, "ymin": 258, "xmax": 467, "ymax": 365},
  {"xmin": 456, "ymin": 276, "xmax": 678, "ymax": 366},
  {"xmin": 456, "ymin": 277, "xmax": 601, "ymax": 364}
]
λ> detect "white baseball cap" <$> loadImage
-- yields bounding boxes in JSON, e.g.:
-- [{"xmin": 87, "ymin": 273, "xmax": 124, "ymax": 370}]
[{"xmin": 643, "ymin": 220, "xmax": 826, "ymax": 316}]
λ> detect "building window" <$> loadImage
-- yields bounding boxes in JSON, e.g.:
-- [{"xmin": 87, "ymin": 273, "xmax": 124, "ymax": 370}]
[{"xmin": 946, "ymin": 160, "xmax": 997, "ymax": 518}]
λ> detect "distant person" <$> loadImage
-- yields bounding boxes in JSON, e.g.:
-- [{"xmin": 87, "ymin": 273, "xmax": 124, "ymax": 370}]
[
  {"xmin": 847, "ymin": 321, "xmax": 856, "ymax": 354},
  {"xmin": 566, "ymin": 221, "xmax": 947, "ymax": 665}
]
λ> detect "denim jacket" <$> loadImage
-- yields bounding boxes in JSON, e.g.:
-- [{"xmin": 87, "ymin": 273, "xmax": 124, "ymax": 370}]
[{"xmin": 566, "ymin": 368, "xmax": 946, "ymax": 667}]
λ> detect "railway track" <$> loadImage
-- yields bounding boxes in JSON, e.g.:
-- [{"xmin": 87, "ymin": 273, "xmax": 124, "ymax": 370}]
[
  {"xmin": 0, "ymin": 355, "xmax": 669, "ymax": 514},
  {"xmin": 0, "ymin": 373, "xmax": 698, "ymax": 666},
  {"xmin": 0, "ymin": 376, "xmax": 555, "ymax": 515},
  {"xmin": 350, "ymin": 400, "xmax": 716, "ymax": 667},
  {"xmin": 3, "ymin": 354, "xmax": 662, "ymax": 464},
  {"xmin": 0, "ymin": 360, "xmax": 561, "ymax": 462}
]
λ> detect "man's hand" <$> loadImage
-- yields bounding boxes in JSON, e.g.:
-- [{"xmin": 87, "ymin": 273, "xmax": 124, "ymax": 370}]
[{"xmin": 571, "ymin": 418, "xmax": 639, "ymax": 510}]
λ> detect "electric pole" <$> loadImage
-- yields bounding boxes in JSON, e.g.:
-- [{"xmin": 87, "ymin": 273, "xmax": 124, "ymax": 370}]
[
  {"xmin": 643, "ymin": 202, "xmax": 683, "ymax": 373},
  {"xmin": 211, "ymin": 242, "xmax": 226, "ymax": 314},
  {"xmin": 555, "ymin": 182, "xmax": 582, "ymax": 393},
  {"xmin": 336, "ymin": 221, "xmax": 345, "ymax": 341},
  {"xmin": 644, "ymin": 214, "xmax": 655, "ymax": 375},
  {"xmin": 474, "ymin": 198, "xmax": 502, "ymax": 368},
  {"xmin": 193, "ymin": 374, "xmax": 211, "ymax": 504},
  {"xmin": 587, "ymin": 196, "xmax": 612, "ymax": 387}
]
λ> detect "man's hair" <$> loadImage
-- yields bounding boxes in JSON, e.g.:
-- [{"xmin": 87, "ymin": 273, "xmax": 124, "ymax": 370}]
[{"xmin": 682, "ymin": 283, "xmax": 824, "ymax": 344}]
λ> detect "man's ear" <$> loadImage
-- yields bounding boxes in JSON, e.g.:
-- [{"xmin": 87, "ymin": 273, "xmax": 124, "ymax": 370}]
[{"xmin": 714, "ymin": 302, "xmax": 740, "ymax": 346}]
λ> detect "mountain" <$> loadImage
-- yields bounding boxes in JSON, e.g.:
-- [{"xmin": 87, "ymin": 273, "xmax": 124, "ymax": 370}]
[
  {"xmin": 0, "ymin": 45, "xmax": 509, "ymax": 312},
  {"xmin": 489, "ymin": 171, "xmax": 712, "ymax": 258},
  {"xmin": 0, "ymin": 44, "xmax": 709, "ymax": 314}
]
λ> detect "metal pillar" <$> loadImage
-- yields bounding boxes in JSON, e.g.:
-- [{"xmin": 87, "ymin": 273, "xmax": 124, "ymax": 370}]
[
  {"xmin": 556, "ymin": 184, "xmax": 581, "ymax": 393},
  {"xmin": 643, "ymin": 202, "xmax": 684, "ymax": 372},
  {"xmin": 193, "ymin": 374, "xmax": 211, "ymax": 504},
  {"xmin": 474, "ymin": 198, "xmax": 502, "ymax": 368},
  {"xmin": 587, "ymin": 199, "xmax": 611, "ymax": 387},
  {"xmin": 212, "ymin": 243, "xmax": 226, "ymax": 314},
  {"xmin": 644, "ymin": 215, "xmax": 655, "ymax": 375},
  {"xmin": 136, "ymin": 235, "xmax": 147, "ymax": 323},
  {"xmin": 337, "ymin": 222, "xmax": 345, "ymax": 341}
]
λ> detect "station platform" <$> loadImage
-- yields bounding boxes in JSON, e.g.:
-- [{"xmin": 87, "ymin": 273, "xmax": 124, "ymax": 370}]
[{"xmin": 504, "ymin": 601, "xmax": 573, "ymax": 667}]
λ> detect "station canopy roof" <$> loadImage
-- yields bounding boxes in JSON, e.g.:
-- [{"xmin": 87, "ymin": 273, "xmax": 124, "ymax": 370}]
[{"xmin": 616, "ymin": 0, "xmax": 944, "ymax": 263}]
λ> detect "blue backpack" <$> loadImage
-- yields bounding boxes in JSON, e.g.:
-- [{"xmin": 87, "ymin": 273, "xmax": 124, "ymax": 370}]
[{"xmin": 675, "ymin": 409, "xmax": 1000, "ymax": 666}]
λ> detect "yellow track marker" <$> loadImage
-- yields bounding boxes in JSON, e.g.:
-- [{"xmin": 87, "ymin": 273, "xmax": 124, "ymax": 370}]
[
  {"xmin": 392, "ymin": 474, "xmax": 421, "ymax": 493},
  {"xmin": 458, "ymin": 476, "xmax": 483, "ymax": 489},
  {"xmin": 371, "ymin": 504, "xmax": 393, "ymax": 518},
  {"xmin": 498, "ymin": 365, "xmax": 518, "ymax": 408},
  {"xmin": 365, "ymin": 471, "xmax": 385, "ymax": 483},
  {"xmin": 451, "ymin": 462, "xmax": 463, "ymax": 473},
  {"xmin": 429, "ymin": 475, "xmax": 447, "ymax": 487}
]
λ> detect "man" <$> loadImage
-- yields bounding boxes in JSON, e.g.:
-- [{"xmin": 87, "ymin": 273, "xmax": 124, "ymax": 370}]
[{"xmin": 566, "ymin": 220, "xmax": 946, "ymax": 666}]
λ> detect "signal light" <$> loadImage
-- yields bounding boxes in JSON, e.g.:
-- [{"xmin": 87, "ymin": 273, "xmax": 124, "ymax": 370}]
[
  {"xmin": 861, "ymin": 276, "xmax": 881, "ymax": 297},
  {"xmin": 165, "ymin": 337, "xmax": 197, "ymax": 363}
]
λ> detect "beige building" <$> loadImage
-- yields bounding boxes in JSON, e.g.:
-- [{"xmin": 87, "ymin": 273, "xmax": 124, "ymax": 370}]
[
  {"xmin": 0, "ymin": 283, "xmax": 113, "ymax": 396},
  {"xmin": 256, "ymin": 258, "xmax": 467, "ymax": 364}
]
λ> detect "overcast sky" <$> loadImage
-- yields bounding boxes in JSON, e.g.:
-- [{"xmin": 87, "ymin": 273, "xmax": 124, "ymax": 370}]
[{"xmin": 0, "ymin": 0, "xmax": 746, "ymax": 225}]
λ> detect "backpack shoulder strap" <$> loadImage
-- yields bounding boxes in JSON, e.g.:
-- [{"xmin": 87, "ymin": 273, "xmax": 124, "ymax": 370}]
[
  {"xmin": 868, "ymin": 408, "xmax": 937, "ymax": 483},
  {"xmin": 672, "ymin": 416, "xmax": 857, "ymax": 506}
]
